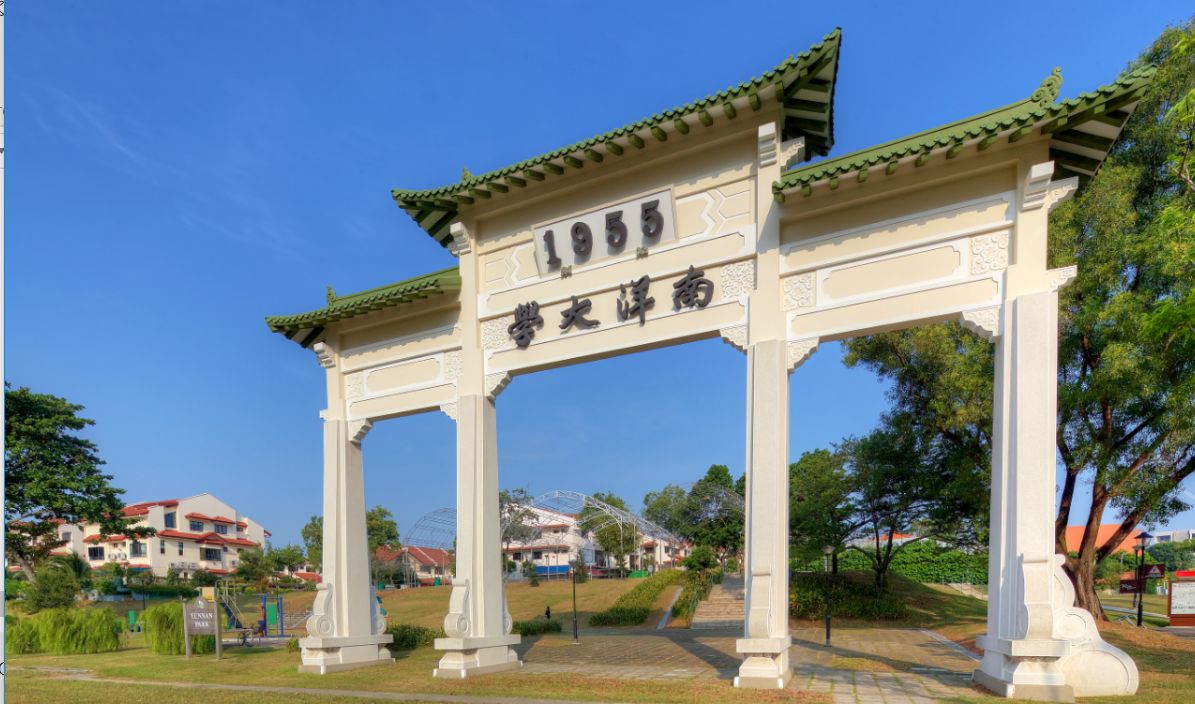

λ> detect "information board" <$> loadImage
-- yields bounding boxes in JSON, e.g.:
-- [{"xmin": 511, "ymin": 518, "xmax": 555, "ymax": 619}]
[{"xmin": 1170, "ymin": 581, "xmax": 1195, "ymax": 615}]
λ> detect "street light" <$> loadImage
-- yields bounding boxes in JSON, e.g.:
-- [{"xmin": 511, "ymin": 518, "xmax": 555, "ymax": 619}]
[
  {"xmin": 822, "ymin": 545, "xmax": 834, "ymax": 648},
  {"xmin": 1136, "ymin": 531, "xmax": 1152, "ymax": 628}
]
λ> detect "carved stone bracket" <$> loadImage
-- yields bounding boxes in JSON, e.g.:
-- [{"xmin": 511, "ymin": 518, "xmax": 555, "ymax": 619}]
[
  {"xmin": 757, "ymin": 123, "xmax": 778, "ymax": 168},
  {"xmin": 719, "ymin": 324, "xmax": 748, "ymax": 353},
  {"xmin": 786, "ymin": 338, "xmax": 819, "ymax": 372},
  {"xmin": 960, "ymin": 305, "xmax": 1002, "ymax": 341},
  {"xmin": 779, "ymin": 137, "xmax": 804, "ymax": 171},
  {"xmin": 1046, "ymin": 178, "xmax": 1079, "ymax": 213},
  {"xmin": 305, "ymin": 582, "xmax": 336, "ymax": 637},
  {"xmin": 447, "ymin": 222, "xmax": 471, "ymax": 257},
  {"xmin": 1048, "ymin": 265, "xmax": 1078, "ymax": 292},
  {"xmin": 1020, "ymin": 162, "xmax": 1054, "ymax": 211},
  {"xmin": 313, "ymin": 341, "xmax": 335, "ymax": 369},
  {"xmin": 439, "ymin": 401, "xmax": 458, "ymax": 422},
  {"xmin": 348, "ymin": 419, "xmax": 373, "ymax": 445},
  {"xmin": 443, "ymin": 578, "xmax": 471, "ymax": 637},
  {"xmin": 485, "ymin": 372, "xmax": 511, "ymax": 401}
]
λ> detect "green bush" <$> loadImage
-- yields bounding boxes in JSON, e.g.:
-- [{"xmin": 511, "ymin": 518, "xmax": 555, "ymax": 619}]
[
  {"xmin": 4, "ymin": 607, "xmax": 123, "ymax": 655},
  {"xmin": 513, "ymin": 619, "xmax": 563, "ymax": 636},
  {"xmin": 191, "ymin": 570, "xmax": 219, "ymax": 587},
  {"xmin": 589, "ymin": 569, "xmax": 683, "ymax": 627},
  {"xmin": 671, "ymin": 568, "xmax": 720, "ymax": 622},
  {"xmin": 683, "ymin": 545, "xmax": 718, "ymax": 571},
  {"xmin": 142, "ymin": 602, "xmax": 215, "ymax": 655},
  {"xmin": 789, "ymin": 573, "xmax": 908, "ymax": 620},
  {"xmin": 27, "ymin": 566, "xmax": 80, "ymax": 612},
  {"xmin": 130, "ymin": 584, "xmax": 199, "ymax": 599},
  {"xmin": 5, "ymin": 576, "xmax": 28, "ymax": 600},
  {"xmin": 793, "ymin": 541, "xmax": 988, "ymax": 585},
  {"xmin": 286, "ymin": 637, "xmax": 301, "ymax": 653},
  {"xmin": 385, "ymin": 623, "xmax": 446, "ymax": 651}
]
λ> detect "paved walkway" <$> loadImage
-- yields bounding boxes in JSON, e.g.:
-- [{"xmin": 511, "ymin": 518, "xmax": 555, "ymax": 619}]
[{"xmin": 517, "ymin": 626, "xmax": 979, "ymax": 700}]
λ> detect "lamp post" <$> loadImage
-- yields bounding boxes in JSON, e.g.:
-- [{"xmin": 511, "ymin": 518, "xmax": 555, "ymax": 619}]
[
  {"xmin": 822, "ymin": 545, "xmax": 834, "ymax": 648},
  {"xmin": 571, "ymin": 566, "xmax": 580, "ymax": 644},
  {"xmin": 1136, "ymin": 531, "xmax": 1152, "ymax": 628}
]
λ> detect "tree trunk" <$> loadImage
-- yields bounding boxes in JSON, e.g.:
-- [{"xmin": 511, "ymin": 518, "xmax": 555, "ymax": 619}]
[
  {"xmin": 15, "ymin": 553, "xmax": 37, "ymax": 583},
  {"xmin": 1068, "ymin": 554, "xmax": 1105, "ymax": 619}
]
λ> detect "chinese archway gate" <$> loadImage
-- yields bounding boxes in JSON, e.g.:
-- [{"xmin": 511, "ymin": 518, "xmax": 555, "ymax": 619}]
[{"xmin": 268, "ymin": 29, "xmax": 1152, "ymax": 700}]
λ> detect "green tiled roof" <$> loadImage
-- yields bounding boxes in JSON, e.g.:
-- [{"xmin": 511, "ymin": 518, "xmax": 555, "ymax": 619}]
[
  {"xmin": 773, "ymin": 63, "xmax": 1156, "ymax": 197},
  {"xmin": 393, "ymin": 29, "xmax": 843, "ymax": 248},
  {"xmin": 265, "ymin": 267, "xmax": 460, "ymax": 345}
]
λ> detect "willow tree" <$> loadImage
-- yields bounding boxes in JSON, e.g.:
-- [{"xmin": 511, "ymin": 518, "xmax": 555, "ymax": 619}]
[{"xmin": 845, "ymin": 23, "xmax": 1195, "ymax": 616}]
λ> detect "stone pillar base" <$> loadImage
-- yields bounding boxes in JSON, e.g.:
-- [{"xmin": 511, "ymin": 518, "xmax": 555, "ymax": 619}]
[
  {"xmin": 298, "ymin": 635, "xmax": 394, "ymax": 674},
  {"xmin": 433, "ymin": 634, "xmax": 521, "ymax": 679},
  {"xmin": 973, "ymin": 665, "xmax": 1073, "ymax": 702},
  {"xmin": 734, "ymin": 636, "xmax": 792, "ymax": 689}
]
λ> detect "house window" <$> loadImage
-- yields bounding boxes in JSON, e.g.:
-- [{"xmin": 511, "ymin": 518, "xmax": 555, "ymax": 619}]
[
  {"xmin": 189, "ymin": 520, "xmax": 204, "ymax": 532},
  {"xmin": 513, "ymin": 552, "xmax": 522, "ymax": 562},
  {"xmin": 160, "ymin": 540, "xmax": 166, "ymax": 555},
  {"xmin": 164, "ymin": 512, "xmax": 176, "ymax": 528},
  {"xmin": 87, "ymin": 547, "xmax": 105, "ymax": 560},
  {"xmin": 532, "ymin": 551, "xmax": 542, "ymax": 561},
  {"xmin": 130, "ymin": 541, "xmax": 147, "ymax": 557},
  {"xmin": 202, "ymin": 547, "xmax": 221, "ymax": 561},
  {"xmin": 177, "ymin": 541, "xmax": 184, "ymax": 556},
  {"xmin": 214, "ymin": 524, "xmax": 228, "ymax": 535}
]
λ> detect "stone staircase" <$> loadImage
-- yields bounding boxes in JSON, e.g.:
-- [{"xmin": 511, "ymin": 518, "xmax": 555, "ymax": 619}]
[{"xmin": 689, "ymin": 573, "xmax": 744, "ymax": 629}]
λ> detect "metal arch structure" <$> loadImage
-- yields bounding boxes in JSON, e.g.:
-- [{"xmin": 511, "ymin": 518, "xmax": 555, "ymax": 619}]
[
  {"xmin": 681, "ymin": 481, "xmax": 745, "ymax": 520},
  {"xmin": 529, "ymin": 489, "xmax": 682, "ymax": 545},
  {"xmin": 405, "ymin": 507, "xmax": 457, "ymax": 551}
]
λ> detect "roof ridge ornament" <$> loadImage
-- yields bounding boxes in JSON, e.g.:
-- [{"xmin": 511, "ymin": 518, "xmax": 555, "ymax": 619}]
[
  {"xmin": 1031, "ymin": 67, "xmax": 1063, "ymax": 106},
  {"xmin": 326, "ymin": 285, "xmax": 337, "ymax": 305}
]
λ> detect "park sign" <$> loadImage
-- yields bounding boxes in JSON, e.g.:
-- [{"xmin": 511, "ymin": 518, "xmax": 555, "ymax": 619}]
[
  {"xmin": 1142, "ymin": 564, "xmax": 1165, "ymax": 580},
  {"xmin": 182, "ymin": 596, "xmax": 222, "ymax": 659},
  {"xmin": 1119, "ymin": 579, "xmax": 1142, "ymax": 595},
  {"xmin": 266, "ymin": 27, "xmax": 1154, "ymax": 697}
]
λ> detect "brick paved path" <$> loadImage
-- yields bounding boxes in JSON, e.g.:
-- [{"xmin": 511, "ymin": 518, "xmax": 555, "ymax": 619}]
[{"xmin": 518, "ymin": 626, "xmax": 979, "ymax": 701}]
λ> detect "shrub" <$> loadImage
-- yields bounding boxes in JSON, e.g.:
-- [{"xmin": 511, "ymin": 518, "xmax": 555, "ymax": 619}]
[
  {"xmin": 683, "ymin": 545, "xmax": 718, "ymax": 571},
  {"xmin": 4, "ymin": 607, "xmax": 122, "ymax": 655},
  {"xmin": 589, "ymin": 569, "xmax": 683, "ymax": 627},
  {"xmin": 286, "ymin": 637, "xmax": 301, "ymax": 652},
  {"xmin": 385, "ymin": 623, "xmax": 445, "ymax": 651},
  {"xmin": 27, "ymin": 566, "xmax": 80, "ymax": 612},
  {"xmin": 192, "ymin": 570, "xmax": 219, "ymax": 587},
  {"xmin": 513, "ymin": 619, "xmax": 562, "ymax": 636},
  {"xmin": 130, "ymin": 584, "xmax": 198, "ymax": 599},
  {"xmin": 789, "ymin": 573, "xmax": 908, "ymax": 620},
  {"xmin": 5, "ymin": 576, "xmax": 28, "ymax": 600},
  {"xmin": 522, "ymin": 560, "xmax": 539, "ymax": 587},
  {"xmin": 671, "ymin": 568, "xmax": 720, "ymax": 622},
  {"xmin": 142, "ymin": 602, "xmax": 215, "ymax": 655}
]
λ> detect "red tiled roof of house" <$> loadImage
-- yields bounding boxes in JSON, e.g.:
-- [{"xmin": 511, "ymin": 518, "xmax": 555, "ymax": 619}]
[
  {"xmin": 156, "ymin": 528, "xmax": 258, "ymax": 548},
  {"xmin": 207, "ymin": 568, "xmax": 230, "ymax": 575},
  {"xmin": 375, "ymin": 545, "xmax": 403, "ymax": 562},
  {"xmin": 405, "ymin": 545, "xmax": 453, "ymax": 568},
  {"xmin": 184, "ymin": 512, "xmax": 238, "ymax": 524},
  {"xmin": 294, "ymin": 571, "xmax": 322, "ymax": 583},
  {"xmin": 84, "ymin": 534, "xmax": 128, "ymax": 543},
  {"xmin": 1063, "ymin": 524, "xmax": 1144, "ymax": 555},
  {"xmin": 122, "ymin": 499, "xmax": 179, "ymax": 516}
]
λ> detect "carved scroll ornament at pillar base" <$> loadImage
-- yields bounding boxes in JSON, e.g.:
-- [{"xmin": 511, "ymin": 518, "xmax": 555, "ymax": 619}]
[
  {"xmin": 306, "ymin": 582, "xmax": 336, "ymax": 638},
  {"xmin": 786, "ymin": 338, "xmax": 819, "ymax": 372},
  {"xmin": 444, "ymin": 578, "xmax": 470, "ymax": 637},
  {"xmin": 1050, "ymin": 554, "xmax": 1138, "ymax": 696},
  {"xmin": 746, "ymin": 569, "xmax": 771, "ymax": 638},
  {"xmin": 960, "ymin": 306, "xmax": 1002, "ymax": 341}
]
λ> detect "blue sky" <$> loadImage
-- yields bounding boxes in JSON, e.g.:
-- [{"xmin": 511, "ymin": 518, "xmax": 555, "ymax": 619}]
[{"xmin": 7, "ymin": 3, "xmax": 1193, "ymax": 547}]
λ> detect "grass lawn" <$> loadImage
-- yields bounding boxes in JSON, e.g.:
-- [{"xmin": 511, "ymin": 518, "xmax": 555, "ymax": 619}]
[{"xmin": 1098, "ymin": 592, "xmax": 1169, "ymax": 614}]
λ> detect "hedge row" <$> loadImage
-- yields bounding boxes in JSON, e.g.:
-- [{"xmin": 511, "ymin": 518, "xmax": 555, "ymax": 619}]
[
  {"xmin": 670, "ymin": 569, "xmax": 720, "ymax": 623},
  {"xmin": 5, "ymin": 608, "xmax": 124, "ymax": 655},
  {"xmin": 789, "ymin": 573, "xmax": 908, "ymax": 620},
  {"xmin": 131, "ymin": 585, "xmax": 199, "ymax": 599},
  {"xmin": 386, "ymin": 623, "xmax": 445, "ymax": 651},
  {"xmin": 795, "ymin": 541, "xmax": 988, "ymax": 585},
  {"xmin": 589, "ymin": 570, "xmax": 683, "ymax": 627},
  {"xmin": 513, "ymin": 619, "xmax": 563, "ymax": 636}
]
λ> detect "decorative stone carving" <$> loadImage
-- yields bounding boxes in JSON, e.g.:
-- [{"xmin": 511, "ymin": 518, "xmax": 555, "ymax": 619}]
[
  {"xmin": 439, "ymin": 401, "xmax": 458, "ymax": 422},
  {"xmin": 960, "ymin": 306, "xmax": 1002, "ymax": 340},
  {"xmin": 443, "ymin": 578, "xmax": 470, "ymax": 637},
  {"xmin": 1046, "ymin": 179, "xmax": 1079, "ymax": 213},
  {"xmin": 757, "ymin": 122, "xmax": 778, "ymax": 168},
  {"xmin": 348, "ymin": 419, "xmax": 372, "ymax": 445},
  {"xmin": 313, "ymin": 341, "xmax": 335, "ymax": 369},
  {"xmin": 719, "ymin": 260, "xmax": 756, "ymax": 300},
  {"xmin": 1030, "ymin": 67, "xmax": 1063, "ymax": 105},
  {"xmin": 306, "ymin": 583, "xmax": 335, "ymax": 637},
  {"xmin": 969, "ymin": 232, "xmax": 1009, "ymax": 274},
  {"xmin": 1050, "ymin": 554, "xmax": 1139, "ymax": 696},
  {"xmin": 344, "ymin": 372, "xmax": 364, "ymax": 400},
  {"xmin": 779, "ymin": 137, "xmax": 804, "ymax": 171},
  {"xmin": 1048, "ymin": 265, "xmax": 1078, "ymax": 292},
  {"xmin": 447, "ymin": 222, "xmax": 471, "ymax": 257},
  {"xmin": 485, "ymin": 372, "xmax": 511, "ymax": 401},
  {"xmin": 782, "ymin": 273, "xmax": 815, "ymax": 311},
  {"xmin": 442, "ymin": 350, "xmax": 462, "ymax": 384},
  {"xmin": 719, "ymin": 324, "xmax": 748, "ymax": 352},
  {"xmin": 786, "ymin": 338, "xmax": 818, "ymax": 371},
  {"xmin": 1021, "ymin": 161, "xmax": 1054, "ymax": 211},
  {"xmin": 481, "ymin": 318, "xmax": 511, "ymax": 351}
]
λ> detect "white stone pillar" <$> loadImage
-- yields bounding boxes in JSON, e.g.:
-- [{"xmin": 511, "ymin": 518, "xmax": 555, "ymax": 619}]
[
  {"xmin": 736, "ymin": 338, "xmax": 793, "ymax": 688},
  {"xmin": 299, "ymin": 358, "xmax": 393, "ymax": 672},
  {"xmin": 975, "ymin": 292, "xmax": 1137, "ymax": 700},
  {"xmin": 433, "ymin": 393, "xmax": 520, "ymax": 677}
]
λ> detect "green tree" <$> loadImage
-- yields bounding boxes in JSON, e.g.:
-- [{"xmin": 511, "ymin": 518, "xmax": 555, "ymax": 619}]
[
  {"xmin": 1148, "ymin": 538, "xmax": 1195, "ymax": 572},
  {"xmin": 301, "ymin": 515, "xmax": 322, "ymax": 570},
  {"xmin": 51, "ymin": 552, "xmax": 93, "ymax": 589},
  {"xmin": 579, "ymin": 491, "xmax": 638, "ymax": 576},
  {"xmin": 4, "ymin": 385, "xmax": 152, "ymax": 580},
  {"xmin": 365, "ymin": 506, "xmax": 400, "ymax": 553},
  {"xmin": 642, "ymin": 484, "xmax": 689, "ymax": 535},
  {"xmin": 499, "ymin": 488, "xmax": 540, "ymax": 560},
  {"xmin": 191, "ymin": 569, "xmax": 219, "ymax": 587},
  {"xmin": 789, "ymin": 449, "xmax": 857, "ymax": 570},
  {"xmin": 269, "ymin": 543, "xmax": 306, "ymax": 573},
  {"xmin": 682, "ymin": 544, "xmax": 718, "ymax": 571},
  {"xmin": 684, "ymin": 465, "xmax": 744, "ymax": 556},
  {"xmin": 27, "ymin": 565, "xmax": 80, "ymax": 612},
  {"xmin": 236, "ymin": 548, "xmax": 273, "ymax": 585}
]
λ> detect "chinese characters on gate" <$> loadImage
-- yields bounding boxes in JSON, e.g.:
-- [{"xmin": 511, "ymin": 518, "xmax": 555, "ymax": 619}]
[{"xmin": 506, "ymin": 265, "xmax": 714, "ymax": 348}]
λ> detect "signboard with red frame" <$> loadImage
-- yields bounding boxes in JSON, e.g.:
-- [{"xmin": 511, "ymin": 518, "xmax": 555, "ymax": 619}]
[{"xmin": 1169, "ymin": 580, "xmax": 1195, "ymax": 627}]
